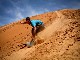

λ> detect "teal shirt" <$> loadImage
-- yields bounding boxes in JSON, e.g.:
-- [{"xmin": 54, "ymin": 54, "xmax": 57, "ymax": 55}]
[{"xmin": 30, "ymin": 20, "xmax": 43, "ymax": 27}]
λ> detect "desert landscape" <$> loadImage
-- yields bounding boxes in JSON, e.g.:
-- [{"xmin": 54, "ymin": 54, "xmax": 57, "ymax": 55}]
[{"xmin": 0, "ymin": 9, "xmax": 80, "ymax": 60}]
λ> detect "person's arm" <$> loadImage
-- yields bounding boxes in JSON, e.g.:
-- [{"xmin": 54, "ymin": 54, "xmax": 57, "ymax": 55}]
[{"xmin": 20, "ymin": 21, "xmax": 26, "ymax": 24}]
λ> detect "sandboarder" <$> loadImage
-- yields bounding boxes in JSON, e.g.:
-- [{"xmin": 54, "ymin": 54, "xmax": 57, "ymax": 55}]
[{"xmin": 20, "ymin": 17, "xmax": 44, "ymax": 47}]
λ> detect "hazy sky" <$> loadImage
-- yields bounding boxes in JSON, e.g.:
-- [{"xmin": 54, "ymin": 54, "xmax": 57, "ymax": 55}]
[{"xmin": 0, "ymin": 0, "xmax": 80, "ymax": 26}]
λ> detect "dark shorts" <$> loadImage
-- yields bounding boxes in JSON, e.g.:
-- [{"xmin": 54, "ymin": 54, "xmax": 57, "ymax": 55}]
[{"xmin": 32, "ymin": 25, "xmax": 45, "ymax": 34}]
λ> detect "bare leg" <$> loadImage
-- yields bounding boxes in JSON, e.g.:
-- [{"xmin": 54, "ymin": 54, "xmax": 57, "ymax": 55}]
[{"xmin": 31, "ymin": 27, "xmax": 37, "ymax": 42}]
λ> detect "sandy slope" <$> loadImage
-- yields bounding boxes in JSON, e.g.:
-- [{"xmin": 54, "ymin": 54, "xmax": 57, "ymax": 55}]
[{"xmin": 0, "ymin": 9, "xmax": 80, "ymax": 60}]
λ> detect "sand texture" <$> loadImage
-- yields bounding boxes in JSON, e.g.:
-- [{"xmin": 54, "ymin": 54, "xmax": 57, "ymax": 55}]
[{"xmin": 0, "ymin": 9, "xmax": 80, "ymax": 60}]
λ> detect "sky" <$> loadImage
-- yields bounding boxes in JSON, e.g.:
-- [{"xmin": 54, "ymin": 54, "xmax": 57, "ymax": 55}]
[{"xmin": 0, "ymin": 0, "xmax": 80, "ymax": 26}]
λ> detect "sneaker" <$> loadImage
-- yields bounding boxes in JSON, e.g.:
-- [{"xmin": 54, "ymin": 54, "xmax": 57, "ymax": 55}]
[{"xmin": 26, "ymin": 40, "xmax": 36, "ymax": 48}]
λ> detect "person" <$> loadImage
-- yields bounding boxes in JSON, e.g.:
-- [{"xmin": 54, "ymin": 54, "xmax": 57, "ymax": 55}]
[{"xmin": 20, "ymin": 17, "xmax": 44, "ymax": 46}]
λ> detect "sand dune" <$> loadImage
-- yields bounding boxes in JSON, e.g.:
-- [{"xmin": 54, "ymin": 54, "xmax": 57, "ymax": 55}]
[{"xmin": 0, "ymin": 9, "xmax": 80, "ymax": 60}]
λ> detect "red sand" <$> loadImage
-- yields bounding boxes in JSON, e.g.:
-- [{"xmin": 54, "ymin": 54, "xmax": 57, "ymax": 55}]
[{"xmin": 0, "ymin": 9, "xmax": 80, "ymax": 60}]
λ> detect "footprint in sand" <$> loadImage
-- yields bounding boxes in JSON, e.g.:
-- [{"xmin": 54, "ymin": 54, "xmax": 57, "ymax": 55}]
[
  {"xmin": 27, "ymin": 27, "xmax": 28, "ymax": 29},
  {"xmin": 3, "ymin": 30, "xmax": 5, "ymax": 32},
  {"xmin": 21, "ymin": 33, "xmax": 22, "ymax": 34},
  {"xmin": 13, "ymin": 50, "xmax": 15, "ymax": 51},
  {"xmin": 15, "ymin": 36, "xmax": 16, "ymax": 37},
  {"xmin": 19, "ymin": 34, "xmax": 20, "ymax": 35},
  {"xmin": 0, "ymin": 47, "xmax": 1, "ymax": 50},
  {"xmin": 14, "ymin": 40, "xmax": 16, "ymax": 41},
  {"xmin": 25, "ymin": 27, "xmax": 28, "ymax": 29}
]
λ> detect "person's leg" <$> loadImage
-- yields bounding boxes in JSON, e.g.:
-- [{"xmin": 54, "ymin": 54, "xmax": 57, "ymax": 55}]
[
  {"xmin": 30, "ymin": 27, "xmax": 37, "ymax": 45},
  {"xmin": 31, "ymin": 28, "xmax": 35, "ymax": 40},
  {"xmin": 31, "ymin": 27, "xmax": 36, "ymax": 41}
]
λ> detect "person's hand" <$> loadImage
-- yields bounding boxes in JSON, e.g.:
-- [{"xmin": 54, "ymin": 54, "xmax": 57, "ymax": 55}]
[{"xmin": 20, "ymin": 21, "xmax": 24, "ymax": 24}]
